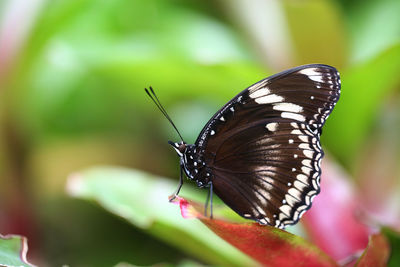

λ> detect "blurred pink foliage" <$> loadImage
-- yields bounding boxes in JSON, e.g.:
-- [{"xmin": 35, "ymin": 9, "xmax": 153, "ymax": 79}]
[{"xmin": 302, "ymin": 159, "xmax": 370, "ymax": 261}]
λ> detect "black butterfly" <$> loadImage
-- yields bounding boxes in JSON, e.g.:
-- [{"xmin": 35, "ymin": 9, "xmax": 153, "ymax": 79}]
[{"xmin": 145, "ymin": 64, "xmax": 340, "ymax": 229}]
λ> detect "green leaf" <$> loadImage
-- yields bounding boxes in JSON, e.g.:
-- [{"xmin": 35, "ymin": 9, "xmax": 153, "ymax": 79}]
[
  {"xmin": 322, "ymin": 43, "xmax": 400, "ymax": 165},
  {"xmin": 0, "ymin": 235, "xmax": 35, "ymax": 267},
  {"xmin": 283, "ymin": 0, "xmax": 347, "ymax": 68},
  {"xmin": 11, "ymin": 0, "xmax": 266, "ymax": 141},
  {"xmin": 67, "ymin": 167, "xmax": 257, "ymax": 266},
  {"xmin": 346, "ymin": 0, "xmax": 400, "ymax": 63}
]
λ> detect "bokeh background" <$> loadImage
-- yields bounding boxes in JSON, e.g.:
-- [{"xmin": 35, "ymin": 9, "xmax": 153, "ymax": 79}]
[{"xmin": 1, "ymin": 0, "xmax": 400, "ymax": 266}]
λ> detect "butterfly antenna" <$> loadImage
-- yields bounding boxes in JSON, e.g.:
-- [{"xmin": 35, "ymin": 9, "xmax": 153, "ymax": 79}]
[{"xmin": 145, "ymin": 87, "xmax": 185, "ymax": 142}]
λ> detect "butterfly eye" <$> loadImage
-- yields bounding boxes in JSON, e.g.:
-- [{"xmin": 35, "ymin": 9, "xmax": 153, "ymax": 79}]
[{"xmin": 178, "ymin": 143, "xmax": 186, "ymax": 153}]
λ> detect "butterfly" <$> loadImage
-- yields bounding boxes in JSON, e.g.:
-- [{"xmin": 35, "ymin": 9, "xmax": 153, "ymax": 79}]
[{"xmin": 145, "ymin": 64, "xmax": 341, "ymax": 229}]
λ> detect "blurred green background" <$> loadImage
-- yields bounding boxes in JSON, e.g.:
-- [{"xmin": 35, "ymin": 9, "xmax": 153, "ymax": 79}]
[{"xmin": 1, "ymin": 0, "xmax": 400, "ymax": 266}]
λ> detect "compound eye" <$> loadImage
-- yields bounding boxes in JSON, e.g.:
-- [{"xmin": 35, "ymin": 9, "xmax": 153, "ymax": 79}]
[{"xmin": 178, "ymin": 144, "xmax": 186, "ymax": 154}]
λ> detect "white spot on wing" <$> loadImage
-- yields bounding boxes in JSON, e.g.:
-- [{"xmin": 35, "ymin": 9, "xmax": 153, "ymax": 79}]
[
  {"xmin": 299, "ymin": 68, "xmax": 324, "ymax": 83},
  {"xmin": 303, "ymin": 150, "xmax": 314, "ymax": 158},
  {"xmin": 294, "ymin": 180, "xmax": 307, "ymax": 191},
  {"xmin": 273, "ymin": 103, "xmax": 303, "ymax": 113},
  {"xmin": 258, "ymin": 180, "xmax": 273, "ymax": 191},
  {"xmin": 285, "ymin": 194, "xmax": 298, "ymax": 206},
  {"xmin": 296, "ymin": 174, "xmax": 308, "ymax": 184},
  {"xmin": 248, "ymin": 81, "xmax": 267, "ymax": 93},
  {"xmin": 220, "ymin": 116, "xmax": 225, "ymax": 121},
  {"xmin": 253, "ymin": 190, "xmax": 269, "ymax": 207},
  {"xmin": 210, "ymin": 130, "xmax": 215, "ymax": 135},
  {"xmin": 288, "ymin": 188, "xmax": 302, "ymax": 199},
  {"xmin": 299, "ymin": 68, "xmax": 319, "ymax": 76},
  {"xmin": 291, "ymin": 129, "xmax": 302, "ymax": 135},
  {"xmin": 312, "ymin": 179, "xmax": 319, "ymax": 189},
  {"xmin": 302, "ymin": 159, "xmax": 312, "ymax": 168},
  {"xmin": 255, "ymin": 94, "xmax": 284, "ymax": 104},
  {"xmin": 289, "ymin": 139, "xmax": 294, "ymax": 144},
  {"xmin": 279, "ymin": 205, "xmax": 291, "ymax": 215},
  {"xmin": 281, "ymin": 112, "xmax": 306, "ymax": 122},
  {"xmin": 298, "ymin": 135, "xmax": 309, "ymax": 142},
  {"xmin": 266, "ymin": 122, "xmax": 278, "ymax": 132},
  {"xmin": 301, "ymin": 166, "xmax": 311, "ymax": 176},
  {"xmin": 249, "ymin": 88, "xmax": 270, "ymax": 99},
  {"xmin": 299, "ymin": 143, "xmax": 311, "ymax": 150}
]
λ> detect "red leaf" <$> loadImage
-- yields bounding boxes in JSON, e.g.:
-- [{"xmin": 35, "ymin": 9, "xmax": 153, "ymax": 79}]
[
  {"xmin": 172, "ymin": 197, "xmax": 338, "ymax": 267},
  {"xmin": 355, "ymin": 233, "xmax": 390, "ymax": 267},
  {"xmin": 203, "ymin": 219, "xmax": 338, "ymax": 267},
  {"xmin": 302, "ymin": 159, "xmax": 370, "ymax": 261}
]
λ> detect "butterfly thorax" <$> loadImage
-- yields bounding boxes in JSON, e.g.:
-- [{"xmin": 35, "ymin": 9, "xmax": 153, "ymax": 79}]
[{"xmin": 169, "ymin": 141, "xmax": 211, "ymax": 188}]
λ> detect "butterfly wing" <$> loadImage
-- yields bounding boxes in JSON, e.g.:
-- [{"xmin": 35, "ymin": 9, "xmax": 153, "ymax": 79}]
[{"xmin": 196, "ymin": 64, "xmax": 340, "ymax": 228}]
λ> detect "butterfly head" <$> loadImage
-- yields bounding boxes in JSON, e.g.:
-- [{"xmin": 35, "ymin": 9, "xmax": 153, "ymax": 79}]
[{"xmin": 168, "ymin": 140, "xmax": 187, "ymax": 157}]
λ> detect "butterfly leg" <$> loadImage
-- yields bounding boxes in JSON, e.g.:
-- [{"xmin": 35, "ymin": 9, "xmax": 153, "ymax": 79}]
[
  {"xmin": 204, "ymin": 182, "xmax": 214, "ymax": 218},
  {"xmin": 169, "ymin": 167, "xmax": 184, "ymax": 202}
]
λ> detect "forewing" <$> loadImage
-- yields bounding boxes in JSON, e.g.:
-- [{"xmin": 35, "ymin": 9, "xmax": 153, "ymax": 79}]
[{"xmin": 196, "ymin": 64, "xmax": 340, "ymax": 148}]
